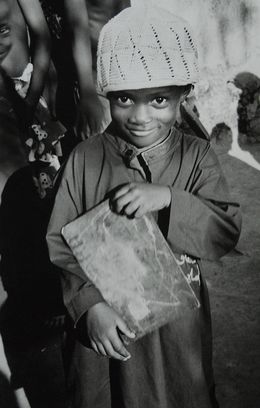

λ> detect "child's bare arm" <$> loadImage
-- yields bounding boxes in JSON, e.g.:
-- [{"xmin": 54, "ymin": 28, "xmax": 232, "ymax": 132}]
[
  {"xmin": 111, "ymin": 182, "xmax": 172, "ymax": 218},
  {"xmin": 87, "ymin": 302, "xmax": 135, "ymax": 360},
  {"xmin": 64, "ymin": 0, "xmax": 104, "ymax": 136},
  {"xmin": 64, "ymin": 0, "xmax": 93, "ymax": 94},
  {"xmin": 17, "ymin": 0, "xmax": 51, "ymax": 113}
]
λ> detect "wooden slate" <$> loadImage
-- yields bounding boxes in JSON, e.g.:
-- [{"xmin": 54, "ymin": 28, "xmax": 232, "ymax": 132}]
[{"xmin": 62, "ymin": 200, "xmax": 200, "ymax": 341}]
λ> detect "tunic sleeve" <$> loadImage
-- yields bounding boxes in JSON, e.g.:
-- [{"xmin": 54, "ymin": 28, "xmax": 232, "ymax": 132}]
[
  {"xmin": 47, "ymin": 147, "xmax": 104, "ymax": 325},
  {"xmin": 166, "ymin": 145, "xmax": 242, "ymax": 260}
]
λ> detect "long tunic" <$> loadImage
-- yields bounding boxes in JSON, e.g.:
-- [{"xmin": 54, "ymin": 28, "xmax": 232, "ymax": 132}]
[{"xmin": 47, "ymin": 128, "xmax": 241, "ymax": 408}]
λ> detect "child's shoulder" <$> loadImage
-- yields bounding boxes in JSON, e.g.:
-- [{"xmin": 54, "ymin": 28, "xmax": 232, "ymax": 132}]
[
  {"xmin": 69, "ymin": 133, "xmax": 107, "ymax": 168},
  {"xmin": 179, "ymin": 131, "xmax": 221, "ymax": 171},
  {"xmin": 180, "ymin": 130, "xmax": 213, "ymax": 159},
  {"xmin": 181, "ymin": 130, "xmax": 210, "ymax": 151}
]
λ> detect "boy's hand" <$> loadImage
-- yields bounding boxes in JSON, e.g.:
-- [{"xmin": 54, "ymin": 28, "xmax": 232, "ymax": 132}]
[
  {"xmin": 110, "ymin": 182, "xmax": 172, "ymax": 218},
  {"xmin": 87, "ymin": 302, "xmax": 135, "ymax": 360}
]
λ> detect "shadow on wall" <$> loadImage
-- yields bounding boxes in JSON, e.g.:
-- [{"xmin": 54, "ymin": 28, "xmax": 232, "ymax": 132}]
[
  {"xmin": 234, "ymin": 71, "xmax": 260, "ymax": 145},
  {"xmin": 184, "ymin": 69, "xmax": 260, "ymax": 170}
]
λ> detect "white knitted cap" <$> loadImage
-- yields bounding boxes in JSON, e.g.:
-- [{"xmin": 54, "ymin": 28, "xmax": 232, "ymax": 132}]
[{"xmin": 97, "ymin": 5, "xmax": 199, "ymax": 95}]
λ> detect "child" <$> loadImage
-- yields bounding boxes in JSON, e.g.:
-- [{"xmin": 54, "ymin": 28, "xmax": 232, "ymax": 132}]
[
  {"xmin": 0, "ymin": 78, "xmax": 69, "ymax": 408},
  {"xmin": 0, "ymin": 131, "xmax": 68, "ymax": 408},
  {"xmin": 39, "ymin": 0, "xmax": 100, "ymax": 140},
  {"xmin": 47, "ymin": 5, "xmax": 241, "ymax": 408},
  {"xmin": 1, "ymin": 0, "xmax": 51, "ymax": 123},
  {"xmin": 0, "ymin": 6, "xmax": 69, "ymax": 407},
  {"xmin": 0, "ymin": 0, "xmax": 66, "ymax": 199},
  {"xmin": 40, "ymin": 0, "xmax": 130, "ymax": 141}
]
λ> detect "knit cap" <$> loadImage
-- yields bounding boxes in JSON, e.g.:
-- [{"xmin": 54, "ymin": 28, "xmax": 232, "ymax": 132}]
[{"xmin": 97, "ymin": 5, "xmax": 199, "ymax": 96}]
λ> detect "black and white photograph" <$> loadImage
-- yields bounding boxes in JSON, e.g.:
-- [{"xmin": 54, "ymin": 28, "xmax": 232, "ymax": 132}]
[{"xmin": 0, "ymin": 1, "xmax": 259, "ymax": 407}]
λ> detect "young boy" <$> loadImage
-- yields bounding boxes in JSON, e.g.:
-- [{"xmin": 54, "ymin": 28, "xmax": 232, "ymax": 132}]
[{"xmin": 47, "ymin": 5, "xmax": 241, "ymax": 408}]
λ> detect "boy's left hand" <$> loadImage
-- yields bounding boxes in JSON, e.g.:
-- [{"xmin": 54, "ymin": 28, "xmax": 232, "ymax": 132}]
[{"xmin": 110, "ymin": 182, "xmax": 171, "ymax": 218}]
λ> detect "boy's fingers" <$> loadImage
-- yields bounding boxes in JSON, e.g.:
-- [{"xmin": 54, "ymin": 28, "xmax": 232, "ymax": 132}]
[
  {"xmin": 113, "ymin": 191, "xmax": 138, "ymax": 214},
  {"xmin": 110, "ymin": 336, "xmax": 131, "ymax": 360},
  {"xmin": 96, "ymin": 342, "xmax": 108, "ymax": 357},
  {"xmin": 113, "ymin": 192, "xmax": 132, "ymax": 213},
  {"xmin": 90, "ymin": 340, "xmax": 99, "ymax": 355},
  {"xmin": 117, "ymin": 319, "xmax": 136, "ymax": 340},
  {"xmin": 124, "ymin": 201, "xmax": 140, "ymax": 217},
  {"xmin": 111, "ymin": 197, "xmax": 130, "ymax": 214},
  {"xmin": 113, "ymin": 184, "xmax": 131, "ymax": 200},
  {"xmin": 134, "ymin": 206, "xmax": 145, "ymax": 218},
  {"xmin": 107, "ymin": 327, "xmax": 131, "ymax": 358},
  {"xmin": 103, "ymin": 340, "xmax": 129, "ymax": 361}
]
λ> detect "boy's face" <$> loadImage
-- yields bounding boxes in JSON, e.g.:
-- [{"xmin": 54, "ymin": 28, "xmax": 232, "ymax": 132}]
[
  {"xmin": 108, "ymin": 86, "xmax": 185, "ymax": 148},
  {"xmin": 0, "ymin": 0, "xmax": 11, "ymax": 63}
]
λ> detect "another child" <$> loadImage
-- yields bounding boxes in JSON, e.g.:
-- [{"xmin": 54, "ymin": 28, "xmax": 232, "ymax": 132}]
[
  {"xmin": 1, "ymin": 0, "xmax": 51, "ymax": 122},
  {"xmin": 0, "ymin": 0, "xmax": 66, "ymax": 199},
  {"xmin": 47, "ymin": 6, "xmax": 241, "ymax": 408},
  {"xmin": 39, "ymin": 0, "xmax": 99, "ymax": 141},
  {"xmin": 0, "ymin": 139, "xmax": 68, "ymax": 408},
  {"xmin": 40, "ymin": 0, "xmax": 130, "ymax": 141},
  {"xmin": 0, "ymin": 81, "xmax": 69, "ymax": 408},
  {"xmin": 0, "ymin": 4, "xmax": 69, "ymax": 406}
]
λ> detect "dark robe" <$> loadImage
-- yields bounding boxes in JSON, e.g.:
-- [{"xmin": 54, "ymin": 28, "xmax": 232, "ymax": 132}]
[{"xmin": 47, "ymin": 128, "xmax": 241, "ymax": 408}]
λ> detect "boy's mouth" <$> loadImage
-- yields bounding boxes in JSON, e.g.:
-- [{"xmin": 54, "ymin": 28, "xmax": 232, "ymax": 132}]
[{"xmin": 127, "ymin": 127, "xmax": 156, "ymax": 137}]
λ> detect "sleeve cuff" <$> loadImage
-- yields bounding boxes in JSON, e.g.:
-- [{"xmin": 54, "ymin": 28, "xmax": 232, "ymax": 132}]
[{"xmin": 67, "ymin": 283, "xmax": 105, "ymax": 326}]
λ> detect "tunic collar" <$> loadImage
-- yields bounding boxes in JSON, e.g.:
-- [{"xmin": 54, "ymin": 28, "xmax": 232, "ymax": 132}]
[{"xmin": 104, "ymin": 126, "xmax": 182, "ymax": 166}]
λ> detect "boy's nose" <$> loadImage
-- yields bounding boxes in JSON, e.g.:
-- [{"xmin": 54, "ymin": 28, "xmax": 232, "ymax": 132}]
[{"xmin": 128, "ymin": 104, "xmax": 152, "ymax": 126}]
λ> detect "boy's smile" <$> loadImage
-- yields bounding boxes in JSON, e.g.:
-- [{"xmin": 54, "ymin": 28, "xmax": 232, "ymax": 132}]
[{"xmin": 108, "ymin": 86, "xmax": 185, "ymax": 148}]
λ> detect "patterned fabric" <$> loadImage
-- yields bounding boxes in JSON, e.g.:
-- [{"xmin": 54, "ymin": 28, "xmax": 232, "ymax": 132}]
[
  {"xmin": 12, "ymin": 63, "xmax": 66, "ymax": 198},
  {"xmin": 97, "ymin": 5, "xmax": 199, "ymax": 95}
]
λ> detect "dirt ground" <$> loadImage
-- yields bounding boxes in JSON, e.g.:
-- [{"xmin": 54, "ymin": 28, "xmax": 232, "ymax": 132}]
[
  {"xmin": 0, "ymin": 138, "xmax": 259, "ymax": 408},
  {"xmin": 204, "ymin": 141, "xmax": 260, "ymax": 408}
]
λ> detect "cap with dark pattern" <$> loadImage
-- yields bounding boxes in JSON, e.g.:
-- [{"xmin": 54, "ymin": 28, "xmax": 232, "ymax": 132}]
[{"xmin": 97, "ymin": 5, "xmax": 199, "ymax": 95}]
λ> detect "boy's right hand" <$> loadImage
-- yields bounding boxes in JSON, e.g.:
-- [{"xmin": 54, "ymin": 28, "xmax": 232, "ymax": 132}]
[{"xmin": 86, "ymin": 302, "xmax": 135, "ymax": 361}]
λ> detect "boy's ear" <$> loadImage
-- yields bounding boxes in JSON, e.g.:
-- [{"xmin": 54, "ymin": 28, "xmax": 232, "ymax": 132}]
[
  {"xmin": 180, "ymin": 85, "xmax": 193, "ymax": 103},
  {"xmin": 176, "ymin": 85, "xmax": 193, "ymax": 125},
  {"xmin": 179, "ymin": 94, "xmax": 186, "ymax": 104}
]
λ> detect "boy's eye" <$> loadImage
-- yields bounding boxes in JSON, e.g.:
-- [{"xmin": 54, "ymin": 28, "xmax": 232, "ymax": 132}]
[
  {"xmin": 0, "ymin": 25, "xmax": 10, "ymax": 36},
  {"xmin": 152, "ymin": 97, "xmax": 168, "ymax": 107},
  {"xmin": 117, "ymin": 96, "xmax": 133, "ymax": 106}
]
